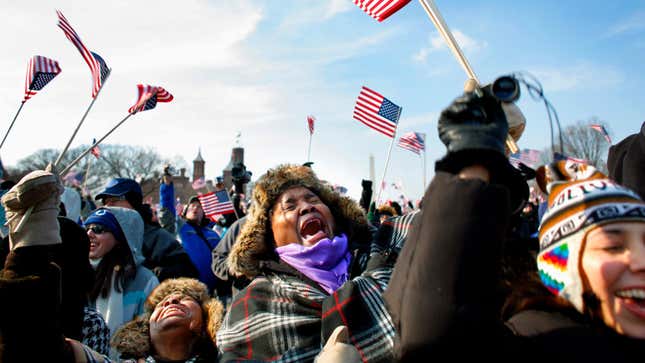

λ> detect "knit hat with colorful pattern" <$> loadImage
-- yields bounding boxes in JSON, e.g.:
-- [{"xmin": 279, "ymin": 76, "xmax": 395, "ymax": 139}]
[{"xmin": 536, "ymin": 160, "xmax": 645, "ymax": 312}]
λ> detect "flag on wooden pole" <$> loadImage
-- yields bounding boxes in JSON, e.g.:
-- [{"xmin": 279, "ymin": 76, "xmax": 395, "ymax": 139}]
[
  {"xmin": 352, "ymin": 86, "xmax": 401, "ymax": 138},
  {"xmin": 307, "ymin": 115, "xmax": 315, "ymax": 135},
  {"xmin": 128, "ymin": 85, "xmax": 174, "ymax": 114},
  {"xmin": 590, "ymin": 124, "xmax": 612, "ymax": 144}
]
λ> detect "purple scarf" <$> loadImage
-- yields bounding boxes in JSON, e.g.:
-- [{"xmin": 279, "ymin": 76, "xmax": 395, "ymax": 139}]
[{"xmin": 275, "ymin": 234, "xmax": 351, "ymax": 294}]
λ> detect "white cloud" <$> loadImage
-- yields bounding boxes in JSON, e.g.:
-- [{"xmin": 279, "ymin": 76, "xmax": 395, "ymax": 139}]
[
  {"xmin": 607, "ymin": 10, "xmax": 645, "ymax": 37},
  {"xmin": 413, "ymin": 30, "xmax": 487, "ymax": 63},
  {"xmin": 278, "ymin": 0, "xmax": 354, "ymax": 30},
  {"xmin": 529, "ymin": 63, "xmax": 624, "ymax": 92}
]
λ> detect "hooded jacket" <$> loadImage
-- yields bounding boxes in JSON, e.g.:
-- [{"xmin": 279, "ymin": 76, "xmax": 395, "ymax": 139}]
[{"xmin": 89, "ymin": 207, "xmax": 159, "ymax": 336}]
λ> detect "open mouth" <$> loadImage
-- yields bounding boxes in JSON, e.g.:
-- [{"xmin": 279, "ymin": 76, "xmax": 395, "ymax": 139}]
[
  {"xmin": 616, "ymin": 288, "xmax": 645, "ymax": 319},
  {"xmin": 299, "ymin": 217, "xmax": 328, "ymax": 245}
]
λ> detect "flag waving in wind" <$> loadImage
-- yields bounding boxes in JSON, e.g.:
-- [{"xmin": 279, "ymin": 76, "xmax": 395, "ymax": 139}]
[
  {"xmin": 90, "ymin": 138, "xmax": 101, "ymax": 159},
  {"xmin": 307, "ymin": 115, "xmax": 315, "ymax": 135},
  {"xmin": 56, "ymin": 10, "xmax": 107, "ymax": 98},
  {"xmin": 397, "ymin": 132, "xmax": 425, "ymax": 154},
  {"xmin": 590, "ymin": 124, "xmax": 612, "ymax": 144},
  {"xmin": 128, "ymin": 84, "xmax": 174, "ymax": 114},
  {"xmin": 353, "ymin": 0, "xmax": 412, "ymax": 22},
  {"xmin": 353, "ymin": 86, "xmax": 401, "ymax": 138},
  {"xmin": 23, "ymin": 56, "xmax": 62, "ymax": 103},
  {"xmin": 198, "ymin": 190, "xmax": 235, "ymax": 221}
]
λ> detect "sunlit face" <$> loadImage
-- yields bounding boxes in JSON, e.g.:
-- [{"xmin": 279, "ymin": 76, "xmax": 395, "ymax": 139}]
[
  {"xmin": 86, "ymin": 224, "xmax": 119, "ymax": 260},
  {"xmin": 185, "ymin": 201, "xmax": 204, "ymax": 223},
  {"xmin": 149, "ymin": 293, "xmax": 203, "ymax": 335},
  {"xmin": 102, "ymin": 196, "xmax": 133, "ymax": 209},
  {"xmin": 270, "ymin": 186, "xmax": 335, "ymax": 247},
  {"xmin": 581, "ymin": 221, "xmax": 645, "ymax": 338}
]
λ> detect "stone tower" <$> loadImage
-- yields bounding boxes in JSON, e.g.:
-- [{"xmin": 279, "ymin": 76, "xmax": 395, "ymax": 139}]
[{"xmin": 193, "ymin": 148, "xmax": 205, "ymax": 181}]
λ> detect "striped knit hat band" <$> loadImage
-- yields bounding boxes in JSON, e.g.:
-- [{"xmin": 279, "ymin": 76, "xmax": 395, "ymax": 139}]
[{"xmin": 537, "ymin": 161, "xmax": 645, "ymax": 312}]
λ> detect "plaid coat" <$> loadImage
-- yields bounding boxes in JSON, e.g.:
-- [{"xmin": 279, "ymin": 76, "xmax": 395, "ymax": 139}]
[{"xmin": 216, "ymin": 214, "xmax": 417, "ymax": 363}]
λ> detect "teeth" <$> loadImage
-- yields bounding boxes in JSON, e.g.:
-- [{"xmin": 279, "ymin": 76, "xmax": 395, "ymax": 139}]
[{"xmin": 616, "ymin": 289, "xmax": 645, "ymax": 299}]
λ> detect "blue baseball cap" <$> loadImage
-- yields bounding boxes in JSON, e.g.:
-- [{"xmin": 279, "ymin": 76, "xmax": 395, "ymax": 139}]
[{"xmin": 95, "ymin": 178, "xmax": 142, "ymax": 204}]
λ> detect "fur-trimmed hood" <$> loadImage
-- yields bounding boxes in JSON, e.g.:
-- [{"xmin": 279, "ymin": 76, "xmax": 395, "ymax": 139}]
[
  {"xmin": 111, "ymin": 278, "xmax": 224, "ymax": 359},
  {"xmin": 228, "ymin": 164, "xmax": 371, "ymax": 278}
]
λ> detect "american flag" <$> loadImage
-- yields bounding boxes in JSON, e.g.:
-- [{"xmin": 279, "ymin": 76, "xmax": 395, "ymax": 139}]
[
  {"xmin": 590, "ymin": 124, "xmax": 612, "ymax": 144},
  {"xmin": 397, "ymin": 132, "xmax": 425, "ymax": 154},
  {"xmin": 307, "ymin": 115, "xmax": 315, "ymax": 135},
  {"xmin": 63, "ymin": 170, "xmax": 84, "ymax": 187},
  {"xmin": 23, "ymin": 56, "xmax": 62, "ymax": 103},
  {"xmin": 198, "ymin": 190, "xmax": 235, "ymax": 221},
  {"xmin": 90, "ymin": 138, "xmax": 100, "ymax": 159},
  {"xmin": 56, "ymin": 10, "xmax": 106, "ymax": 98},
  {"xmin": 353, "ymin": 86, "xmax": 401, "ymax": 138},
  {"xmin": 128, "ymin": 84, "xmax": 174, "ymax": 114},
  {"xmin": 353, "ymin": 0, "xmax": 412, "ymax": 22},
  {"xmin": 509, "ymin": 149, "xmax": 541, "ymax": 168},
  {"xmin": 553, "ymin": 152, "xmax": 587, "ymax": 164},
  {"xmin": 192, "ymin": 177, "xmax": 206, "ymax": 190}
]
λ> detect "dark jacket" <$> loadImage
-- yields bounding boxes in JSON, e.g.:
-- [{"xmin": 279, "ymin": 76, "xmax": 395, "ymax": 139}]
[
  {"xmin": 384, "ymin": 172, "xmax": 644, "ymax": 362},
  {"xmin": 211, "ymin": 216, "xmax": 250, "ymax": 297},
  {"xmin": 607, "ymin": 121, "xmax": 645, "ymax": 199}
]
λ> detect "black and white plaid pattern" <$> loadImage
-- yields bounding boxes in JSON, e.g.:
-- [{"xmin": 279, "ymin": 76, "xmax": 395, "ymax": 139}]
[
  {"xmin": 81, "ymin": 306, "xmax": 111, "ymax": 356},
  {"xmin": 370, "ymin": 211, "xmax": 419, "ymax": 257}
]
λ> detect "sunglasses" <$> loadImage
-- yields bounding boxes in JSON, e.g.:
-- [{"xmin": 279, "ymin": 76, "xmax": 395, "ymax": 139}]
[{"xmin": 86, "ymin": 225, "xmax": 111, "ymax": 235}]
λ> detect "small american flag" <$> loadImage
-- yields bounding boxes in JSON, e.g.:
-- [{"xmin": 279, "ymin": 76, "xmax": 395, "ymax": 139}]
[
  {"xmin": 307, "ymin": 115, "xmax": 315, "ymax": 135},
  {"xmin": 198, "ymin": 190, "xmax": 235, "ymax": 221},
  {"xmin": 192, "ymin": 177, "xmax": 206, "ymax": 190},
  {"xmin": 63, "ymin": 170, "xmax": 84, "ymax": 187},
  {"xmin": 397, "ymin": 132, "xmax": 425, "ymax": 154},
  {"xmin": 353, "ymin": 86, "xmax": 401, "ymax": 138},
  {"xmin": 23, "ymin": 56, "xmax": 62, "ymax": 103},
  {"xmin": 90, "ymin": 138, "xmax": 100, "ymax": 159},
  {"xmin": 553, "ymin": 152, "xmax": 587, "ymax": 164},
  {"xmin": 128, "ymin": 84, "xmax": 174, "ymax": 114},
  {"xmin": 56, "ymin": 10, "xmax": 105, "ymax": 98},
  {"xmin": 590, "ymin": 124, "xmax": 612, "ymax": 144},
  {"xmin": 509, "ymin": 149, "xmax": 541, "ymax": 168},
  {"xmin": 353, "ymin": 0, "xmax": 412, "ymax": 22}
]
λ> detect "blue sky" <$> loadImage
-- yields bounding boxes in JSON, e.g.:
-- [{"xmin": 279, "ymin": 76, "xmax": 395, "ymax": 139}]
[{"xmin": 1, "ymin": 0, "xmax": 644, "ymax": 202}]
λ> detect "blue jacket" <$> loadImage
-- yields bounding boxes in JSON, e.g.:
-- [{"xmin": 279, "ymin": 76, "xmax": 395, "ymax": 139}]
[
  {"xmin": 159, "ymin": 182, "xmax": 176, "ymax": 216},
  {"xmin": 179, "ymin": 222, "xmax": 220, "ymax": 290}
]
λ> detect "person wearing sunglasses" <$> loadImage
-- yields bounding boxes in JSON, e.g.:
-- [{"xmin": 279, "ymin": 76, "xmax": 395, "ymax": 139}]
[{"xmin": 84, "ymin": 207, "xmax": 159, "ymax": 341}]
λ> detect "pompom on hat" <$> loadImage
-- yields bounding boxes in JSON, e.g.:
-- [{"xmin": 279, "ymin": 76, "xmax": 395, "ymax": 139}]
[{"xmin": 536, "ymin": 160, "xmax": 645, "ymax": 312}]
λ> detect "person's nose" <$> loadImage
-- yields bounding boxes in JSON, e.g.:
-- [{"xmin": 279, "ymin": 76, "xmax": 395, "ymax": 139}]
[
  {"xmin": 163, "ymin": 295, "xmax": 181, "ymax": 306},
  {"xmin": 629, "ymin": 237, "xmax": 645, "ymax": 273},
  {"xmin": 299, "ymin": 201, "xmax": 316, "ymax": 216}
]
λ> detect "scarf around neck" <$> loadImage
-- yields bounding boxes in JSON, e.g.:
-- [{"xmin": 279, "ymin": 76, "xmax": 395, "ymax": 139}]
[{"xmin": 275, "ymin": 234, "xmax": 351, "ymax": 294}]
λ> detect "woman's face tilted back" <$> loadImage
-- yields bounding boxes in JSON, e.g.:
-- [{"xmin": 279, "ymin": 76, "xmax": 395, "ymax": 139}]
[{"xmin": 581, "ymin": 221, "xmax": 645, "ymax": 338}]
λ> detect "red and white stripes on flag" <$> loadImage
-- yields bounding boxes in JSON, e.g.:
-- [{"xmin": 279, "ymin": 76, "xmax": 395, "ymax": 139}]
[
  {"xmin": 397, "ymin": 132, "xmax": 425, "ymax": 154},
  {"xmin": 590, "ymin": 124, "xmax": 612, "ymax": 144},
  {"xmin": 90, "ymin": 138, "xmax": 100, "ymax": 159},
  {"xmin": 307, "ymin": 115, "xmax": 315, "ymax": 135},
  {"xmin": 128, "ymin": 84, "xmax": 174, "ymax": 114},
  {"xmin": 198, "ymin": 190, "xmax": 235, "ymax": 221},
  {"xmin": 23, "ymin": 56, "xmax": 61, "ymax": 102},
  {"xmin": 56, "ymin": 10, "xmax": 104, "ymax": 98},
  {"xmin": 352, "ymin": 86, "xmax": 401, "ymax": 138},
  {"xmin": 353, "ymin": 0, "xmax": 412, "ymax": 22},
  {"xmin": 509, "ymin": 149, "xmax": 542, "ymax": 168}
]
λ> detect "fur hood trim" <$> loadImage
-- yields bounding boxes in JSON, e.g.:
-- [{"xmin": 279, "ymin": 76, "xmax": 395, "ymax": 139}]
[
  {"xmin": 111, "ymin": 278, "xmax": 224, "ymax": 359},
  {"xmin": 228, "ymin": 164, "xmax": 370, "ymax": 278}
]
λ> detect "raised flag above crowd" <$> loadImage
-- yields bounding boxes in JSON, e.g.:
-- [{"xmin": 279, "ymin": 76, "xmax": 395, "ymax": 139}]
[
  {"xmin": 353, "ymin": 0, "xmax": 412, "ymax": 22},
  {"xmin": 56, "ymin": 10, "xmax": 107, "ymax": 98},
  {"xmin": 90, "ymin": 138, "xmax": 101, "ymax": 159},
  {"xmin": 198, "ymin": 190, "xmax": 235, "ymax": 221},
  {"xmin": 128, "ymin": 84, "xmax": 174, "ymax": 114},
  {"xmin": 307, "ymin": 115, "xmax": 315, "ymax": 135},
  {"xmin": 590, "ymin": 124, "xmax": 612, "ymax": 144},
  {"xmin": 397, "ymin": 132, "xmax": 425, "ymax": 154},
  {"xmin": 509, "ymin": 148, "xmax": 541, "ymax": 168},
  {"xmin": 23, "ymin": 56, "xmax": 62, "ymax": 103},
  {"xmin": 352, "ymin": 86, "xmax": 402, "ymax": 138},
  {"xmin": 192, "ymin": 177, "xmax": 207, "ymax": 191}
]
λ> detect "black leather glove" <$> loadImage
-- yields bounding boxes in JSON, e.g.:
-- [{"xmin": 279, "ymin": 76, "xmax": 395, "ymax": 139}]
[{"xmin": 361, "ymin": 179, "xmax": 372, "ymax": 190}]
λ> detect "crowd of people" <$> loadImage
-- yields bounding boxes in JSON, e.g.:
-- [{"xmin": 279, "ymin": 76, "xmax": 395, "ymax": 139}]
[{"xmin": 0, "ymin": 84, "xmax": 643, "ymax": 362}]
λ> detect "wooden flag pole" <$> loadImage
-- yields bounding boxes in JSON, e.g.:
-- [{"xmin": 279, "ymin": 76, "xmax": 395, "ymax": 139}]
[
  {"xmin": 60, "ymin": 112, "xmax": 133, "ymax": 176},
  {"xmin": 54, "ymin": 71, "xmax": 111, "ymax": 168},
  {"xmin": 417, "ymin": 0, "xmax": 518, "ymax": 154},
  {"xmin": 306, "ymin": 131, "xmax": 313, "ymax": 163},
  {"xmin": 0, "ymin": 102, "xmax": 26, "ymax": 150},
  {"xmin": 375, "ymin": 108, "xmax": 402, "ymax": 205}
]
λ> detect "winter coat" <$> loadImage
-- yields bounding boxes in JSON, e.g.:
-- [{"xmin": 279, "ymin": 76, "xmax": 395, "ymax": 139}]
[
  {"xmin": 384, "ymin": 172, "xmax": 644, "ymax": 362},
  {"xmin": 142, "ymin": 223, "xmax": 198, "ymax": 281},
  {"xmin": 215, "ymin": 214, "xmax": 414, "ymax": 363},
  {"xmin": 211, "ymin": 216, "xmax": 250, "ymax": 297},
  {"xmin": 90, "ymin": 207, "xmax": 159, "ymax": 336},
  {"xmin": 608, "ymin": 121, "xmax": 645, "ymax": 199},
  {"xmin": 179, "ymin": 221, "xmax": 220, "ymax": 291}
]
